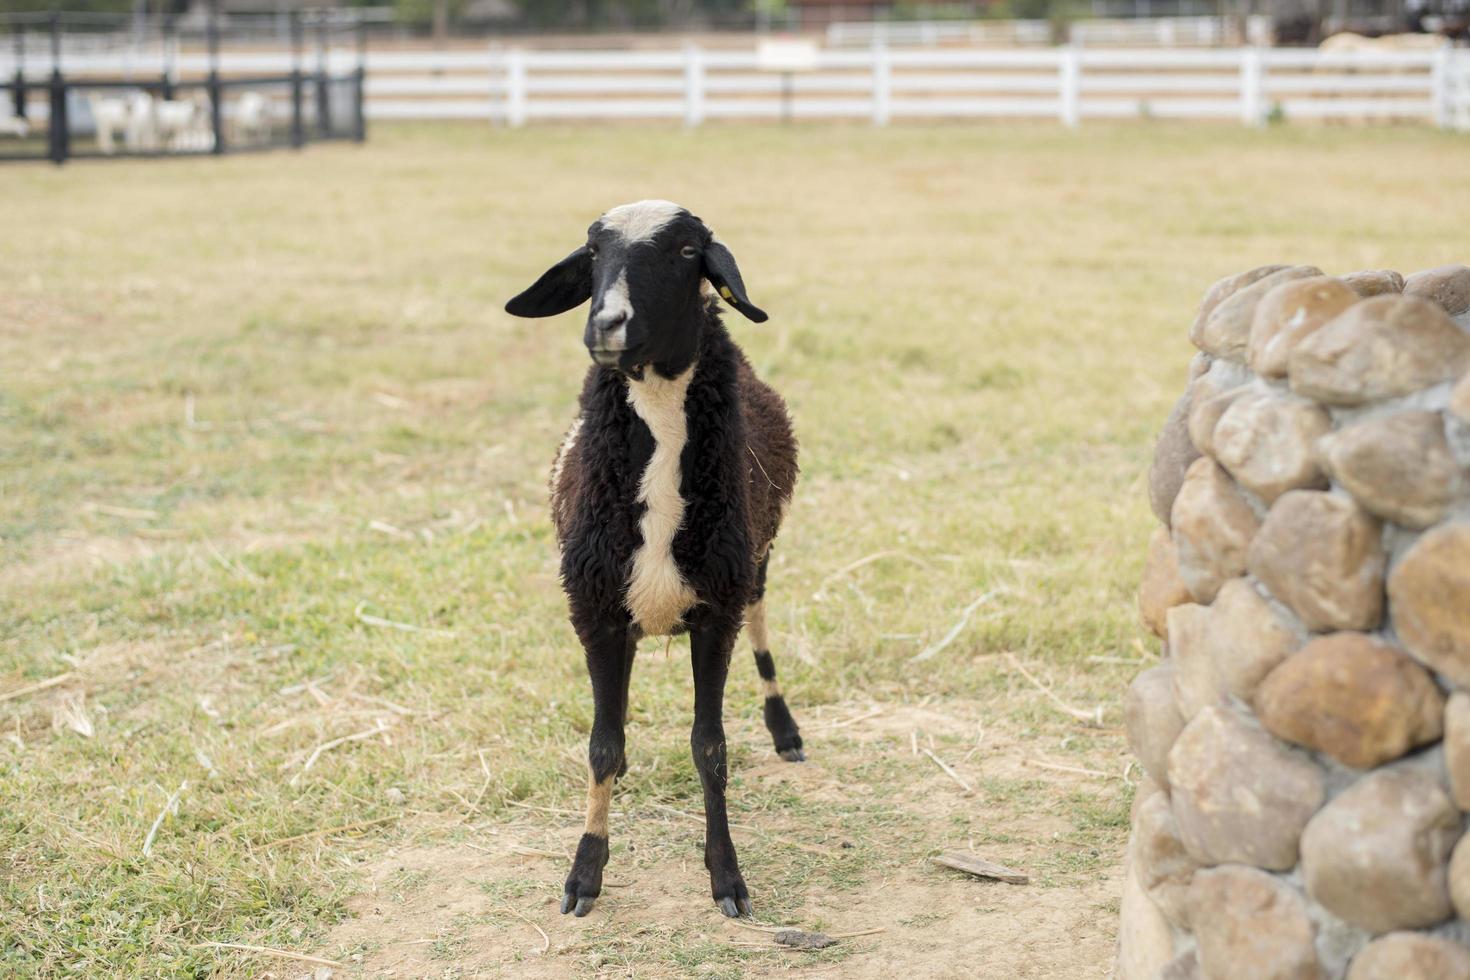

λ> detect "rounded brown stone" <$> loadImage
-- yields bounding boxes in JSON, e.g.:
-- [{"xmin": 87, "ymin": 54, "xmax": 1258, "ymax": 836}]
[
  {"xmin": 1150, "ymin": 387, "xmax": 1204, "ymax": 527},
  {"xmin": 1193, "ymin": 265, "xmax": 1293, "ymax": 336},
  {"xmin": 1207, "ymin": 578, "xmax": 1305, "ymax": 703},
  {"xmin": 1139, "ymin": 527, "xmax": 1193, "ymax": 639},
  {"xmin": 1289, "ymin": 295, "xmax": 1470, "ymax": 405},
  {"xmin": 1126, "ymin": 664, "xmax": 1186, "ymax": 787},
  {"xmin": 1444, "ymin": 691, "xmax": 1470, "ymax": 811},
  {"xmin": 1317, "ymin": 411, "xmax": 1461, "ymax": 529},
  {"xmin": 1390, "ymin": 523, "xmax": 1470, "ymax": 689},
  {"xmin": 1133, "ymin": 789, "xmax": 1199, "ymax": 929},
  {"xmin": 1449, "ymin": 832, "xmax": 1470, "ymax": 920},
  {"xmin": 1257, "ymin": 493, "xmax": 1388, "ymax": 624},
  {"xmin": 1341, "ymin": 269, "xmax": 1405, "ymax": 298},
  {"xmin": 1404, "ymin": 263, "xmax": 1470, "ymax": 316},
  {"xmin": 1168, "ymin": 603, "xmax": 1225, "ymax": 720},
  {"xmin": 1188, "ymin": 866, "xmax": 1324, "ymax": 980},
  {"xmin": 1300, "ymin": 769, "xmax": 1458, "ymax": 933},
  {"xmin": 1159, "ymin": 951, "xmax": 1200, "ymax": 980},
  {"xmin": 1248, "ymin": 491, "xmax": 1385, "ymax": 632},
  {"xmin": 1194, "ymin": 266, "xmax": 1324, "ymax": 361},
  {"xmin": 1117, "ymin": 855, "xmax": 1177, "ymax": 980},
  {"xmin": 1254, "ymin": 632, "xmax": 1445, "ymax": 769},
  {"xmin": 1188, "ymin": 385, "xmax": 1248, "ymax": 458},
  {"xmin": 1249, "ymin": 276, "xmax": 1361, "ymax": 379},
  {"xmin": 1168, "ymin": 706, "xmax": 1324, "ymax": 870},
  {"xmin": 1131, "ymin": 771, "xmax": 1164, "ymax": 824},
  {"xmin": 1347, "ymin": 933, "xmax": 1470, "ymax": 980},
  {"xmin": 1172, "ymin": 458, "xmax": 1262, "ymax": 604},
  {"xmin": 1450, "ymin": 372, "xmax": 1470, "ymax": 424},
  {"xmin": 1213, "ymin": 392, "xmax": 1332, "ymax": 504}
]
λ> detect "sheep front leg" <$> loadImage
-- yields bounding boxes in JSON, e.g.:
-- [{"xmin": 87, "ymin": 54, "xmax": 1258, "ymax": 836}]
[
  {"xmin": 562, "ymin": 619, "xmax": 634, "ymax": 917},
  {"xmin": 690, "ymin": 618, "xmax": 751, "ymax": 917}
]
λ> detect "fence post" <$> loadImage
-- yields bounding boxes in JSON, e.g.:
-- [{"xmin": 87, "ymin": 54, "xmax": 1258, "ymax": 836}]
[
  {"xmin": 290, "ymin": 12, "xmax": 304, "ymax": 148},
  {"xmin": 1239, "ymin": 46, "xmax": 1263, "ymax": 127},
  {"xmin": 506, "ymin": 48, "xmax": 527, "ymax": 128},
  {"xmin": 12, "ymin": 26, "xmax": 25, "ymax": 120},
  {"xmin": 1058, "ymin": 45, "xmax": 1080, "ymax": 128},
  {"xmin": 315, "ymin": 14, "xmax": 330, "ymax": 136},
  {"xmin": 353, "ymin": 20, "xmax": 367, "ymax": 142},
  {"xmin": 683, "ymin": 42, "xmax": 703, "ymax": 128},
  {"xmin": 208, "ymin": 0, "xmax": 225, "ymax": 154},
  {"xmin": 162, "ymin": 17, "xmax": 176, "ymax": 101},
  {"xmin": 871, "ymin": 38, "xmax": 890, "ymax": 127},
  {"xmin": 1431, "ymin": 44, "xmax": 1450, "ymax": 130},
  {"xmin": 47, "ymin": 68, "xmax": 67, "ymax": 165},
  {"xmin": 1452, "ymin": 52, "xmax": 1464, "ymax": 132}
]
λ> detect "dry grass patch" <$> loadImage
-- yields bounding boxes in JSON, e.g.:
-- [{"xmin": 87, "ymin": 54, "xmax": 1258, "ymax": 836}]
[{"xmin": 4, "ymin": 122, "xmax": 1470, "ymax": 976}]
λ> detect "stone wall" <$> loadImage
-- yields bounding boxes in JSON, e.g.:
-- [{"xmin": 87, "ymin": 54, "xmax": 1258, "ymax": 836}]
[{"xmin": 1120, "ymin": 263, "xmax": 1470, "ymax": 980}]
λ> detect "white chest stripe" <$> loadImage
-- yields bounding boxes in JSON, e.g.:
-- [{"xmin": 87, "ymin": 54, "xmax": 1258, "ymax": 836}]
[{"xmin": 624, "ymin": 364, "xmax": 697, "ymax": 635}]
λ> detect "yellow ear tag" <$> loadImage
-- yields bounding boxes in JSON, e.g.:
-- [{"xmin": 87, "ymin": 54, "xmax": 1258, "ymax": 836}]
[{"xmin": 718, "ymin": 286, "xmax": 734, "ymax": 301}]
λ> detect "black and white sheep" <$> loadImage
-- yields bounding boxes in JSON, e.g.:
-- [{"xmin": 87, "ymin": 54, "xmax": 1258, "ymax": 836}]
[{"xmin": 505, "ymin": 200, "xmax": 803, "ymax": 919}]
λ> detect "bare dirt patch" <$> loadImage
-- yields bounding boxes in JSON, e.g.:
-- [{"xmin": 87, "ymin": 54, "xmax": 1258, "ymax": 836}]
[{"xmin": 323, "ymin": 701, "xmax": 1126, "ymax": 978}]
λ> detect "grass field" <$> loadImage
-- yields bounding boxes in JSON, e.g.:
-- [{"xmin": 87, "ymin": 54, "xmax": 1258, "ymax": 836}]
[{"xmin": 4, "ymin": 122, "xmax": 1470, "ymax": 978}]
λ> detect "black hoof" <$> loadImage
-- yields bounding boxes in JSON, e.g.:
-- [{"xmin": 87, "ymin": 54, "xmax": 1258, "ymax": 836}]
[
  {"xmin": 560, "ymin": 891, "xmax": 597, "ymax": 916},
  {"xmin": 562, "ymin": 833, "xmax": 609, "ymax": 917},
  {"xmin": 765, "ymin": 696, "xmax": 804, "ymax": 762},
  {"xmin": 711, "ymin": 864, "xmax": 752, "ymax": 919},
  {"xmin": 717, "ymin": 895, "xmax": 754, "ymax": 918}
]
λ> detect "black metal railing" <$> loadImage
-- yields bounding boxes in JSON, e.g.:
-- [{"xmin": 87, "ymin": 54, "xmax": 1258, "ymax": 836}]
[{"xmin": 0, "ymin": 5, "xmax": 366, "ymax": 164}]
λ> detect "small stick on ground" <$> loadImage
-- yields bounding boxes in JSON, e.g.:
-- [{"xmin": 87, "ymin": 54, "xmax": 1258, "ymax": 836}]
[
  {"xmin": 931, "ymin": 852, "xmax": 1028, "ymax": 885},
  {"xmin": 507, "ymin": 907, "xmax": 551, "ymax": 954},
  {"xmin": 354, "ymin": 602, "xmax": 455, "ymax": 638},
  {"xmin": 909, "ymin": 589, "xmax": 1005, "ymax": 663},
  {"xmin": 142, "ymin": 780, "xmax": 187, "ymax": 858},
  {"xmin": 506, "ymin": 844, "xmax": 568, "ymax": 860},
  {"xmin": 288, "ymin": 719, "xmax": 392, "ymax": 786},
  {"xmin": 727, "ymin": 919, "xmax": 788, "ymax": 934},
  {"xmin": 813, "ymin": 550, "xmax": 931, "ymax": 599},
  {"xmin": 1004, "ymin": 652, "xmax": 1104, "ymax": 726},
  {"xmin": 809, "ymin": 705, "xmax": 885, "ymax": 731},
  {"xmin": 192, "ymin": 942, "xmax": 343, "ymax": 968},
  {"xmin": 1023, "ymin": 758, "xmax": 1115, "ymax": 780},
  {"xmin": 921, "ymin": 748, "xmax": 973, "ymax": 795},
  {"xmin": 0, "ymin": 672, "xmax": 75, "ymax": 703},
  {"xmin": 261, "ymin": 813, "xmax": 400, "ymax": 850}
]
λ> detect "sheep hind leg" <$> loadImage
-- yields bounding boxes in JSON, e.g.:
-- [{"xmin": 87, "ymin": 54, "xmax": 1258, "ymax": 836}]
[
  {"xmin": 616, "ymin": 641, "xmax": 635, "ymax": 780},
  {"xmin": 746, "ymin": 595, "xmax": 804, "ymax": 762},
  {"xmin": 562, "ymin": 620, "xmax": 634, "ymax": 917}
]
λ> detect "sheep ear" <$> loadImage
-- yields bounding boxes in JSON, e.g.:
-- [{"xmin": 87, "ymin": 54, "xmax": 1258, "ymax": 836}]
[
  {"xmin": 702, "ymin": 241, "xmax": 767, "ymax": 323},
  {"xmin": 505, "ymin": 246, "xmax": 593, "ymax": 318}
]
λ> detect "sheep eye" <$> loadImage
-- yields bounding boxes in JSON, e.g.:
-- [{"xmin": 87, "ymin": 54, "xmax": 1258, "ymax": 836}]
[
  {"xmin": 587, "ymin": 243, "xmax": 599, "ymax": 257},
  {"xmin": 680, "ymin": 245, "xmax": 698, "ymax": 259}
]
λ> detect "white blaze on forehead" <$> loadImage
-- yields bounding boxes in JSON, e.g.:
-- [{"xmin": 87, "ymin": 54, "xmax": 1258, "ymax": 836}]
[
  {"xmin": 599, "ymin": 199, "xmax": 686, "ymax": 244},
  {"xmin": 593, "ymin": 269, "xmax": 632, "ymax": 350},
  {"xmin": 624, "ymin": 363, "xmax": 698, "ymax": 636}
]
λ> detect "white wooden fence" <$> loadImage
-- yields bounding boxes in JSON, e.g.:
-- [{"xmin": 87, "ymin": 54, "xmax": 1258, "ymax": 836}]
[
  {"xmin": 825, "ymin": 16, "xmax": 1273, "ymax": 48},
  {"xmin": 6, "ymin": 44, "xmax": 1470, "ymax": 130}
]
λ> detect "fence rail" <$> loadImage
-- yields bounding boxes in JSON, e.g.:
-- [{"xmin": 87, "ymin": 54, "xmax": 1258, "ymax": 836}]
[
  {"xmin": 5, "ymin": 44, "xmax": 1470, "ymax": 130},
  {"xmin": 825, "ymin": 16, "xmax": 1273, "ymax": 48}
]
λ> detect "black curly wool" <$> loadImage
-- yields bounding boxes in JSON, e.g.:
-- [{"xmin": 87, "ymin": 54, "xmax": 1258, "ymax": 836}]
[{"xmin": 551, "ymin": 299, "xmax": 797, "ymax": 643}]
